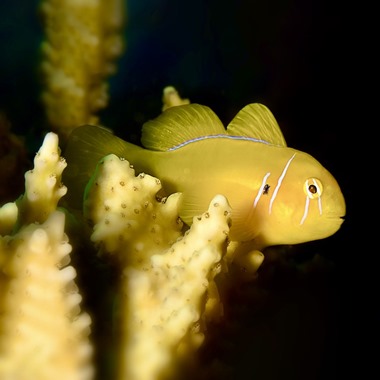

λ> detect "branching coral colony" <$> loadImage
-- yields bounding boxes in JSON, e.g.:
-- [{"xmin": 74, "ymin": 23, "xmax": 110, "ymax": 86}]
[
  {"xmin": 0, "ymin": 127, "xmax": 261, "ymax": 379},
  {"xmin": 0, "ymin": 133, "xmax": 93, "ymax": 380},
  {"xmin": 0, "ymin": 60, "xmax": 264, "ymax": 380},
  {"xmin": 39, "ymin": 0, "xmax": 125, "ymax": 142},
  {"xmin": 1, "ymin": 11, "xmax": 262, "ymax": 374},
  {"xmin": 0, "ymin": 1, "xmax": 266, "ymax": 379},
  {"xmin": 84, "ymin": 154, "xmax": 237, "ymax": 380}
]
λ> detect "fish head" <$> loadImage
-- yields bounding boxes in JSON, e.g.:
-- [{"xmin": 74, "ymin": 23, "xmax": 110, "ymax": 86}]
[{"xmin": 255, "ymin": 150, "xmax": 346, "ymax": 248}]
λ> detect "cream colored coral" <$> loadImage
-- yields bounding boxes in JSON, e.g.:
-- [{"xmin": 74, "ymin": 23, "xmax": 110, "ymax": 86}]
[
  {"xmin": 85, "ymin": 154, "xmax": 231, "ymax": 380},
  {"xmin": 162, "ymin": 86, "xmax": 191, "ymax": 111},
  {"xmin": 122, "ymin": 197, "xmax": 231, "ymax": 380},
  {"xmin": 0, "ymin": 202, "xmax": 18, "ymax": 236},
  {"xmin": 15, "ymin": 132, "xmax": 67, "ymax": 227},
  {"xmin": 0, "ymin": 132, "xmax": 93, "ymax": 379},
  {"xmin": 40, "ymin": 0, "xmax": 125, "ymax": 141},
  {"xmin": 0, "ymin": 212, "xmax": 93, "ymax": 380},
  {"xmin": 84, "ymin": 154, "xmax": 184, "ymax": 266}
]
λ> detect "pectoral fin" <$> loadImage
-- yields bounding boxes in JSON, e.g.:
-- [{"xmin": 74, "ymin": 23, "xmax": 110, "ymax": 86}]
[
  {"xmin": 177, "ymin": 183, "xmax": 213, "ymax": 226},
  {"xmin": 178, "ymin": 180, "xmax": 259, "ymax": 243}
]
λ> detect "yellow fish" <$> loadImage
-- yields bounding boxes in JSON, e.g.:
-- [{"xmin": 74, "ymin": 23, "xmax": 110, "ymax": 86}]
[{"xmin": 63, "ymin": 103, "xmax": 345, "ymax": 250}]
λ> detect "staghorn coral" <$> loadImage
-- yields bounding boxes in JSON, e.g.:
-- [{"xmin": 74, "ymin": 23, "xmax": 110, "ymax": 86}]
[
  {"xmin": 14, "ymin": 132, "xmax": 67, "ymax": 227},
  {"xmin": 161, "ymin": 86, "xmax": 191, "ymax": 111},
  {"xmin": 84, "ymin": 153, "xmax": 233, "ymax": 380},
  {"xmin": 39, "ymin": 0, "xmax": 125, "ymax": 141},
  {"xmin": 0, "ymin": 132, "xmax": 93, "ymax": 380},
  {"xmin": 83, "ymin": 155, "xmax": 184, "ymax": 265},
  {"xmin": 0, "ymin": 128, "xmax": 263, "ymax": 380}
]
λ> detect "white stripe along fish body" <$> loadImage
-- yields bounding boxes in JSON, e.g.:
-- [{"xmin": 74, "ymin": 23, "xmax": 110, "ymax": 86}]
[{"xmin": 63, "ymin": 103, "xmax": 346, "ymax": 251}]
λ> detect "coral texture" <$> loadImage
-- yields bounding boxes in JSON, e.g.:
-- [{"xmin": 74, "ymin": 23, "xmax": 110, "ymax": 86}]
[
  {"xmin": 39, "ymin": 0, "xmax": 125, "ymax": 141},
  {"xmin": 15, "ymin": 133, "xmax": 67, "ymax": 227},
  {"xmin": 0, "ymin": 133, "xmax": 93, "ymax": 380},
  {"xmin": 161, "ymin": 86, "xmax": 190, "ymax": 111},
  {"xmin": 84, "ymin": 154, "xmax": 232, "ymax": 380},
  {"xmin": 0, "ymin": 134, "xmax": 260, "ymax": 380}
]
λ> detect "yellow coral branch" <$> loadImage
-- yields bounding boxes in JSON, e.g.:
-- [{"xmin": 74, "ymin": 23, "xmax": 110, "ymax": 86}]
[
  {"xmin": 15, "ymin": 132, "xmax": 67, "ymax": 228},
  {"xmin": 120, "ymin": 195, "xmax": 231, "ymax": 380},
  {"xmin": 0, "ymin": 212, "xmax": 93, "ymax": 380},
  {"xmin": 84, "ymin": 154, "xmax": 231, "ymax": 380},
  {"xmin": 40, "ymin": 0, "xmax": 125, "ymax": 141},
  {"xmin": 162, "ymin": 86, "xmax": 190, "ymax": 111},
  {"xmin": 84, "ymin": 154, "xmax": 183, "ymax": 266},
  {"xmin": 0, "ymin": 132, "xmax": 93, "ymax": 379}
]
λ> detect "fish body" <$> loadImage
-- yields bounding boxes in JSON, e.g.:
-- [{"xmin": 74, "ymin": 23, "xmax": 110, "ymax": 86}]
[{"xmin": 63, "ymin": 103, "xmax": 345, "ymax": 250}]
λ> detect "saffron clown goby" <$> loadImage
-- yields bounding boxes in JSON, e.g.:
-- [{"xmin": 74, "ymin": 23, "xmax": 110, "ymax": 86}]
[{"xmin": 63, "ymin": 103, "xmax": 346, "ymax": 251}]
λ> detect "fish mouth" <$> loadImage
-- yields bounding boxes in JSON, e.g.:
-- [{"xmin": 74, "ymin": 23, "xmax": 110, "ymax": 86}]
[
  {"xmin": 333, "ymin": 215, "xmax": 346, "ymax": 229},
  {"xmin": 325, "ymin": 214, "xmax": 345, "ymax": 228}
]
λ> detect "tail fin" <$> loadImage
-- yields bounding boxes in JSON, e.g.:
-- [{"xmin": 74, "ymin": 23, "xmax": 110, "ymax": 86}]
[{"xmin": 62, "ymin": 124, "xmax": 135, "ymax": 210}]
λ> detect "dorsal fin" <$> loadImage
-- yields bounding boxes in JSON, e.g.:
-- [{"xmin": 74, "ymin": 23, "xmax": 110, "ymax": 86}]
[
  {"xmin": 141, "ymin": 104, "xmax": 226, "ymax": 151},
  {"xmin": 227, "ymin": 103, "xmax": 287, "ymax": 147}
]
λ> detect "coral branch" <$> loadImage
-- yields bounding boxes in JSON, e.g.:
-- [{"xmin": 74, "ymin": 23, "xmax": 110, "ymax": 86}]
[
  {"xmin": 162, "ymin": 86, "xmax": 190, "ymax": 111},
  {"xmin": 39, "ymin": 0, "xmax": 125, "ymax": 141},
  {"xmin": 0, "ymin": 132, "xmax": 93, "ymax": 379},
  {"xmin": 120, "ymin": 196, "xmax": 231, "ymax": 380},
  {"xmin": 0, "ymin": 212, "xmax": 93, "ymax": 380},
  {"xmin": 15, "ymin": 132, "xmax": 67, "ymax": 228},
  {"xmin": 84, "ymin": 154, "xmax": 231, "ymax": 380}
]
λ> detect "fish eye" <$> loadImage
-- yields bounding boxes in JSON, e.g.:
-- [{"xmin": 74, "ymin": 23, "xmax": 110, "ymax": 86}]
[
  {"xmin": 304, "ymin": 178, "xmax": 323, "ymax": 199},
  {"xmin": 308, "ymin": 184, "xmax": 317, "ymax": 194}
]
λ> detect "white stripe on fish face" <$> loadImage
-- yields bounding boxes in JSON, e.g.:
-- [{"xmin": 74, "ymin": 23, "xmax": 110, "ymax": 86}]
[
  {"xmin": 314, "ymin": 178, "xmax": 323, "ymax": 215},
  {"xmin": 269, "ymin": 153, "xmax": 297, "ymax": 214},
  {"xmin": 253, "ymin": 172, "xmax": 271, "ymax": 208},
  {"xmin": 300, "ymin": 196, "xmax": 310, "ymax": 225},
  {"xmin": 300, "ymin": 178, "xmax": 323, "ymax": 225}
]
